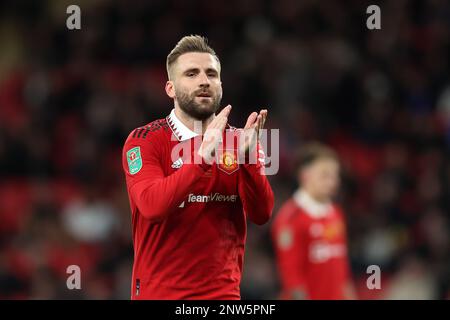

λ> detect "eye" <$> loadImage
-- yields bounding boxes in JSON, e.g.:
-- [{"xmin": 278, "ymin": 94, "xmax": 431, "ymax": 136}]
[
  {"xmin": 186, "ymin": 72, "xmax": 195, "ymax": 77},
  {"xmin": 207, "ymin": 70, "xmax": 218, "ymax": 77}
]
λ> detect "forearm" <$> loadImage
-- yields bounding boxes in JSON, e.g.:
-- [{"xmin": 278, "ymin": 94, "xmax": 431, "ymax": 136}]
[
  {"xmin": 131, "ymin": 163, "xmax": 210, "ymax": 221},
  {"xmin": 238, "ymin": 163, "xmax": 274, "ymax": 225}
]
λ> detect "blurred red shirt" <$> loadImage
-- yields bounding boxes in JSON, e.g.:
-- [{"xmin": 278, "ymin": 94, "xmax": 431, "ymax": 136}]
[{"xmin": 271, "ymin": 190, "xmax": 352, "ymax": 300}]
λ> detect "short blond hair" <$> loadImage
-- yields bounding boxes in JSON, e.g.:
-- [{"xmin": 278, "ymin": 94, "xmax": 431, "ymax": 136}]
[
  {"xmin": 295, "ymin": 142, "xmax": 339, "ymax": 172},
  {"xmin": 166, "ymin": 35, "xmax": 220, "ymax": 79}
]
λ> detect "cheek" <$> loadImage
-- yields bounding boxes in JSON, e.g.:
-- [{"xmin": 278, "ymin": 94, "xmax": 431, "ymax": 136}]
[
  {"xmin": 317, "ymin": 174, "xmax": 336, "ymax": 190},
  {"xmin": 327, "ymin": 176, "xmax": 339, "ymax": 191},
  {"xmin": 174, "ymin": 83, "xmax": 191, "ymax": 96},
  {"xmin": 311, "ymin": 173, "xmax": 324, "ymax": 190},
  {"xmin": 212, "ymin": 81, "xmax": 222, "ymax": 92}
]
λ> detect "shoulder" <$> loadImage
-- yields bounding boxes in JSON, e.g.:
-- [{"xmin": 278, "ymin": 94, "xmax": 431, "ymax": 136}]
[
  {"xmin": 127, "ymin": 118, "xmax": 170, "ymax": 140},
  {"xmin": 332, "ymin": 203, "xmax": 345, "ymax": 217},
  {"xmin": 123, "ymin": 118, "xmax": 170, "ymax": 147},
  {"xmin": 122, "ymin": 119, "xmax": 172, "ymax": 162},
  {"xmin": 272, "ymin": 199, "xmax": 304, "ymax": 249},
  {"xmin": 273, "ymin": 199, "xmax": 301, "ymax": 228}
]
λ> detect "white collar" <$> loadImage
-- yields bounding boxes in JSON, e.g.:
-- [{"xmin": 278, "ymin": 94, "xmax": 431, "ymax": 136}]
[
  {"xmin": 166, "ymin": 109, "xmax": 199, "ymax": 141},
  {"xmin": 293, "ymin": 189, "xmax": 332, "ymax": 219},
  {"xmin": 166, "ymin": 108, "xmax": 226, "ymax": 143}
]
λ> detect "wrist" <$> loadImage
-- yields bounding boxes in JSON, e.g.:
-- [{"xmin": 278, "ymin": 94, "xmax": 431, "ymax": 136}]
[{"xmin": 195, "ymin": 148, "xmax": 214, "ymax": 169}]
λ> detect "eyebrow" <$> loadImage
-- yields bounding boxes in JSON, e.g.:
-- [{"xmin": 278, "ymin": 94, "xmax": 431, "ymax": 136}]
[
  {"xmin": 205, "ymin": 68, "xmax": 218, "ymax": 74},
  {"xmin": 183, "ymin": 68, "xmax": 219, "ymax": 74}
]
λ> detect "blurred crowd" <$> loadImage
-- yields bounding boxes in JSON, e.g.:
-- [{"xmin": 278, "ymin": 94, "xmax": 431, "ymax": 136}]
[{"xmin": 0, "ymin": 0, "xmax": 449, "ymax": 299}]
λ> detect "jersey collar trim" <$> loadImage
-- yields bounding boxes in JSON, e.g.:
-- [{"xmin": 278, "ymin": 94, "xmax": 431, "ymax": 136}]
[
  {"xmin": 293, "ymin": 189, "xmax": 332, "ymax": 219},
  {"xmin": 166, "ymin": 109, "xmax": 199, "ymax": 142}
]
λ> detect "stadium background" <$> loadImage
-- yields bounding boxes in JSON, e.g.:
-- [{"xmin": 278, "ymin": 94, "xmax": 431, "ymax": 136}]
[{"xmin": 0, "ymin": 0, "xmax": 449, "ymax": 299}]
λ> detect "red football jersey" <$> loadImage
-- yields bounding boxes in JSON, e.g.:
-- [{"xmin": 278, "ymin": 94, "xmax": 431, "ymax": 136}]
[
  {"xmin": 122, "ymin": 109, "xmax": 274, "ymax": 300},
  {"xmin": 271, "ymin": 190, "xmax": 351, "ymax": 300}
]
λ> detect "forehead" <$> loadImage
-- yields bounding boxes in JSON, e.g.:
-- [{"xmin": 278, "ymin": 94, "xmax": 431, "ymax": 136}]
[
  {"xmin": 174, "ymin": 52, "xmax": 220, "ymax": 72},
  {"xmin": 309, "ymin": 158, "xmax": 339, "ymax": 171}
]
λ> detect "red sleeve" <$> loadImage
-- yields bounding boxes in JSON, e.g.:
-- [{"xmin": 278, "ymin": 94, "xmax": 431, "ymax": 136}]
[
  {"xmin": 336, "ymin": 207, "xmax": 352, "ymax": 284},
  {"xmin": 238, "ymin": 143, "xmax": 274, "ymax": 225},
  {"xmin": 122, "ymin": 130, "xmax": 210, "ymax": 222},
  {"xmin": 272, "ymin": 209, "xmax": 308, "ymax": 294}
]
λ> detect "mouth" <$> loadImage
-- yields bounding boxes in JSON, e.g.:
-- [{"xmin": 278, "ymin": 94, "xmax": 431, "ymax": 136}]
[{"xmin": 196, "ymin": 91, "xmax": 212, "ymax": 98}]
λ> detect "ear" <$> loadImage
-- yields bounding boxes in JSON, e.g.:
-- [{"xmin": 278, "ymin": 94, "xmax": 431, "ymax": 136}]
[{"xmin": 165, "ymin": 81, "xmax": 176, "ymax": 99}]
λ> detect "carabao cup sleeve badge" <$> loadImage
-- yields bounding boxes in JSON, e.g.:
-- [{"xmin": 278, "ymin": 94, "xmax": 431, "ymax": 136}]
[{"xmin": 127, "ymin": 146, "xmax": 143, "ymax": 175}]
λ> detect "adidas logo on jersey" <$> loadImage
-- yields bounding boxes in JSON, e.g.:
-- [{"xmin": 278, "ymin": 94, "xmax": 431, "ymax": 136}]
[{"xmin": 171, "ymin": 158, "xmax": 184, "ymax": 169}]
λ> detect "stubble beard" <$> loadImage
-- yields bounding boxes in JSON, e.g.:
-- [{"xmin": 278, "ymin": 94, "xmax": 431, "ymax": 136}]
[{"xmin": 176, "ymin": 89, "xmax": 222, "ymax": 121}]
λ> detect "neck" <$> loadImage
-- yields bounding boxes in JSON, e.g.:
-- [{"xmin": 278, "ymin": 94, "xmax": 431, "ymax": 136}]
[
  {"xmin": 294, "ymin": 189, "xmax": 332, "ymax": 218},
  {"xmin": 174, "ymin": 105, "xmax": 215, "ymax": 135},
  {"xmin": 301, "ymin": 188, "xmax": 330, "ymax": 204}
]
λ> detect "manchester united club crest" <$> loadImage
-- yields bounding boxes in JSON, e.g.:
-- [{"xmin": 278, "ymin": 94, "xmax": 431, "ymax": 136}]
[{"xmin": 217, "ymin": 149, "xmax": 239, "ymax": 174}]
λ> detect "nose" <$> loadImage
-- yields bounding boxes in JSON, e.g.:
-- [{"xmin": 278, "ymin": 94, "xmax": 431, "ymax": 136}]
[{"xmin": 198, "ymin": 72, "xmax": 210, "ymax": 87}]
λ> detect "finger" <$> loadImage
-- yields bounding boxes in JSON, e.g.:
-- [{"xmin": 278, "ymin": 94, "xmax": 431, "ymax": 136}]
[
  {"xmin": 208, "ymin": 105, "xmax": 231, "ymax": 128},
  {"xmin": 214, "ymin": 105, "xmax": 231, "ymax": 122},
  {"xmin": 244, "ymin": 112, "xmax": 258, "ymax": 129},
  {"xmin": 218, "ymin": 115, "xmax": 228, "ymax": 129},
  {"xmin": 219, "ymin": 105, "xmax": 232, "ymax": 117},
  {"xmin": 260, "ymin": 109, "xmax": 267, "ymax": 123},
  {"xmin": 214, "ymin": 113, "xmax": 229, "ymax": 132},
  {"xmin": 218, "ymin": 105, "xmax": 232, "ymax": 124},
  {"xmin": 255, "ymin": 114, "xmax": 262, "ymax": 133},
  {"xmin": 258, "ymin": 110, "xmax": 267, "ymax": 131},
  {"xmin": 213, "ymin": 112, "xmax": 229, "ymax": 129}
]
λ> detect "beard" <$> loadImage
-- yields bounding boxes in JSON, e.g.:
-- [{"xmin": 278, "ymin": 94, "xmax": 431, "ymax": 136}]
[{"xmin": 175, "ymin": 88, "xmax": 222, "ymax": 121}]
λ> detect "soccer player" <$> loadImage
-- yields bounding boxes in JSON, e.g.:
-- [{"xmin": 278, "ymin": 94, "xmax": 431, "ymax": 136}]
[
  {"xmin": 122, "ymin": 35, "xmax": 274, "ymax": 299},
  {"xmin": 271, "ymin": 143, "xmax": 355, "ymax": 300}
]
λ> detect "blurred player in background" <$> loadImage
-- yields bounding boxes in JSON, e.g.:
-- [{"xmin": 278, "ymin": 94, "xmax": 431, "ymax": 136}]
[
  {"xmin": 271, "ymin": 143, "xmax": 355, "ymax": 300},
  {"xmin": 122, "ymin": 35, "xmax": 274, "ymax": 299}
]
